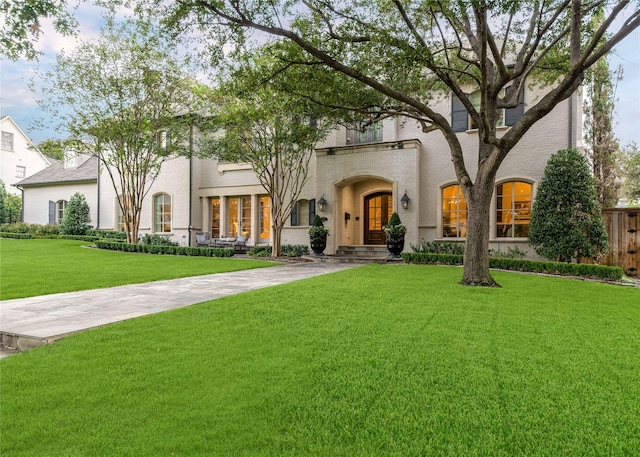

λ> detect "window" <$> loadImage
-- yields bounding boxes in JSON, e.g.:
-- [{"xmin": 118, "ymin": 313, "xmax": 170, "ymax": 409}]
[
  {"xmin": 468, "ymin": 91, "xmax": 505, "ymax": 130},
  {"xmin": 64, "ymin": 151, "xmax": 77, "ymax": 169},
  {"xmin": 157, "ymin": 130, "xmax": 168, "ymax": 149},
  {"xmin": 16, "ymin": 166, "xmax": 26, "ymax": 178},
  {"xmin": 496, "ymin": 181, "xmax": 532, "ymax": 238},
  {"xmin": 154, "ymin": 193, "xmax": 171, "ymax": 233},
  {"xmin": 1, "ymin": 131, "xmax": 14, "ymax": 151},
  {"xmin": 259, "ymin": 196, "xmax": 271, "ymax": 240},
  {"xmin": 228, "ymin": 196, "xmax": 251, "ymax": 238},
  {"xmin": 56, "ymin": 200, "xmax": 68, "ymax": 223},
  {"xmin": 290, "ymin": 199, "xmax": 315, "ymax": 226},
  {"xmin": 346, "ymin": 121, "xmax": 383, "ymax": 144},
  {"xmin": 211, "ymin": 198, "xmax": 221, "ymax": 238},
  {"xmin": 451, "ymin": 87, "xmax": 524, "ymax": 132},
  {"xmin": 442, "ymin": 184, "xmax": 467, "ymax": 238}
]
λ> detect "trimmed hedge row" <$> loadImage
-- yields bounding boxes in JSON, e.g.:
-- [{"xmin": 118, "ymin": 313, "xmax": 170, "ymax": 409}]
[
  {"xmin": 59, "ymin": 235, "xmax": 100, "ymax": 242},
  {"xmin": 95, "ymin": 240, "xmax": 234, "ymax": 257},
  {"xmin": 402, "ymin": 252, "xmax": 625, "ymax": 281},
  {"xmin": 0, "ymin": 232, "xmax": 35, "ymax": 239},
  {"xmin": 88, "ymin": 229, "xmax": 127, "ymax": 240}
]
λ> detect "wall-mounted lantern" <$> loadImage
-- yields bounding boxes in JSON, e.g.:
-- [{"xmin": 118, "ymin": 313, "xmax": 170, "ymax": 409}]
[
  {"xmin": 401, "ymin": 190, "xmax": 410, "ymax": 210},
  {"xmin": 318, "ymin": 195, "xmax": 328, "ymax": 212}
]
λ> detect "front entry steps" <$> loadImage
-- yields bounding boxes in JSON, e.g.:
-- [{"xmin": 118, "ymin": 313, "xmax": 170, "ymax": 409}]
[{"xmin": 305, "ymin": 245, "xmax": 403, "ymax": 264}]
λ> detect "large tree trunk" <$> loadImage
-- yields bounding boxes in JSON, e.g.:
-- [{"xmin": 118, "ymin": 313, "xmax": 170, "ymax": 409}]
[{"xmin": 459, "ymin": 156, "xmax": 500, "ymax": 287}]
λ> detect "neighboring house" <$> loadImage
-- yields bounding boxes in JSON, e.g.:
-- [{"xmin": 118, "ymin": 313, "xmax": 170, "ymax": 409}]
[
  {"xmin": 1, "ymin": 116, "xmax": 51, "ymax": 195},
  {"xmin": 18, "ymin": 84, "xmax": 582, "ymax": 256},
  {"xmin": 15, "ymin": 153, "xmax": 98, "ymax": 226}
]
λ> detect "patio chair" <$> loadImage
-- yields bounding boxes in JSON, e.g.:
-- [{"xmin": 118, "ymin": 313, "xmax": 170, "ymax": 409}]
[{"xmin": 195, "ymin": 232, "xmax": 210, "ymax": 247}]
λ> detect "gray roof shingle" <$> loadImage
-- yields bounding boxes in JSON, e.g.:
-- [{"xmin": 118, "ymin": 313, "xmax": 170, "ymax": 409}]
[{"xmin": 15, "ymin": 156, "xmax": 98, "ymax": 187}]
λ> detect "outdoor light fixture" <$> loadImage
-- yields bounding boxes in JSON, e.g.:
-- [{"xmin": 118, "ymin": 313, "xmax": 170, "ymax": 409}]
[
  {"xmin": 318, "ymin": 195, "xmax": 328, "ymax": 212},
  {"xmin": 401, "ymin": 190, "xmax": 410, "ymax": 210}
]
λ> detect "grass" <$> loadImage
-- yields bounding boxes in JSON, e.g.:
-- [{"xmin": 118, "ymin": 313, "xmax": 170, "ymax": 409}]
[
  {"xmin": 1, "ymin": 264, "xmax": 639, "ymax": 456},
  {"xmin": 0, "ymin": 238, "xmax": 276, "ymax": 299}
]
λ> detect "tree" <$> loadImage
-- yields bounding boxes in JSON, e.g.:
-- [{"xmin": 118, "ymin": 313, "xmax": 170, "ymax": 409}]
[
  {"xmin": 59, "ymin": 192, "xmax": 91, "ymax": 235},
  {"xmin": 36, "ymin": 19, "xmax": 206, "ymax": 243},
  {"xmin": 583, "ymin": 8, "xmax": 622, "ymax": 208},
  {"xmin": 37, "ymin": 138, "xmax": 83, "ymax": 161},
  {"xmin": 529, "ymin": 148, "xmax": 609, "ymax": 262},
  {"xmin": 1, "ymin": 0, "xmax": 76, "ymax": 60},
  {"xmin": 621, "ymin": 142, "xmax": 640, "ymax": 206},
  {"xmin": 205, "ymin": 59, "xmax": 335, "ymax": 257},
  {"xmin": 139, "ymin": 0, "xmax": 640, "ymax": 286},
  {"xmin": 0, "ymin": 180, "xmax": 22, "ymax": 224}
]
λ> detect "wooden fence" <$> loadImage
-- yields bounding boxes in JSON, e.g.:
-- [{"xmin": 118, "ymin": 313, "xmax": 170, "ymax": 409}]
[{"xmin": 602, "ymin": 208, "xmax": 639, "ymax": 276}]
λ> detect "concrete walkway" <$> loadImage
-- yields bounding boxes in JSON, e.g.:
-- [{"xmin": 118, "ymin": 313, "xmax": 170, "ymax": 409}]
[{"xmin": 0, "ymin": 262, "xmax": 359, "ymax": 356}]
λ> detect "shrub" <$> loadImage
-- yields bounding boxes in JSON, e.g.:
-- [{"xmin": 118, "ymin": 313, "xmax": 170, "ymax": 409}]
[
  {"xmin": 95, "ymin": 240, "xmax": 234, "ymax": 257},
  {"xmin": 140, "ymin": 234, "xmax": 179, "ymax": 246},
  {"xmin": 0, "ymin": 232, "xmax": 35, "ymax": 239},
  {"xmin": 282, "ymin": 244, "xmax": 310, "ymax": 257},
  {"xmin": 529, "ymin": 148, "xmax": 609, "ymax": 262},
  {"xmin": 59, "ymin": 193, "xmax": 91, "ymax": 235},
  {"xmin": 309, "ymin": 215, "xmax": 329, "ymax": 236},
  {"xmin": 488, "ymin": 246, "xmax": 529, "ymax": 259},
  {"xmin": 88, "ymin": 229, "xmax": 127, "ymax": 240},
  {"xmin": 402, "ymin": 253, "xmax": 624, "ymax": 281},
  {"xmin": 248, "ymin": 246, "xmax": 272, "ymax": 257},
  {"xmin": 411, "ymin": 241, "xmax": 465, "ymax": 255}
]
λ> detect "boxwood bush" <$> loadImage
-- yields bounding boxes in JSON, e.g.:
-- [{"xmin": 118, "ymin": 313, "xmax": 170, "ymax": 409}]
[
  {"xmin": 95, "ymin": 240, "xmax": 234, "ymax": 257},
  {"xmin": 402, "ymin": 252, "xmax": 625, "ymax": 281},
  {"xmin": 0, "ymin": 232, "xmax": 35, "ymax": 239}
]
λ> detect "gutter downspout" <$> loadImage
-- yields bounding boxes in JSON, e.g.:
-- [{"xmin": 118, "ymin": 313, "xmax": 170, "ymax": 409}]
[
  {"xmin": 188, "ymin": 122, "xmax": 194, "ymax": 247},
  {"xmin": 96, "ymin": 158, "xmax": 101, "ymax": 229},
  {"xmin": 568, "ymin": 92, "xmax": 573, "ymax": 148}
]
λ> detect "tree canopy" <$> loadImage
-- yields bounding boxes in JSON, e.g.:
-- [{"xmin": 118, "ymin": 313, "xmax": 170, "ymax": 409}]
[
  {"xmin": 1, "ymin": 0, "xmax": 76, "ymax": 60},
  {"xmin": 36, "ymin": 18, "xmax": 207, "ymax": 243}
]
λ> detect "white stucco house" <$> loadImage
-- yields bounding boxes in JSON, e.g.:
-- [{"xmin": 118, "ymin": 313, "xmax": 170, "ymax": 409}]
[
  {"xmin": 1, "ymin": 116, "xmax": 51, "ymax": 195},
  {"xmin": 16, "ymin": 84, "xmax": 582, "ymax": 256}
]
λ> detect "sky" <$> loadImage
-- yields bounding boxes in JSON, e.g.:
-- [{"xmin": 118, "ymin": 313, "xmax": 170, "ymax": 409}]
[{"xmin": 1, "ymin": 4, "xmax": 640, "ymax": 148}]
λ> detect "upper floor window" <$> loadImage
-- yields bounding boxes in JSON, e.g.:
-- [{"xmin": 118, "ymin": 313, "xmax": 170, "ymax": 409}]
[
  {"xmin": 157, "ymin": 130, "xmax": 168, "ymax": 149},
  {"xmin": 64, "ymin": 151, "xmax": 77, "ymax": 169},
  {"xmin": 451, "ymin": 87, "xmax": 524, "ymax": 132},
  {"xmin": 442, "ymin": 184, "xmax": 467, "ymax": 238},
  {"xmin": 496, "ymin": 181, "xmax": 532, "ymax": 238},
  {"xmin": 468, "ymin": 91, "xmax": 505, "ymax": 130},
  {"xmin": 346, "ymin": 121, "xmax": 383, "ymax": 144},
  {"xmin": 16, "ymin": 166, "xmax": 26, "ymax": 178},
  {"xmin": 1, "ymin": 131, "xmax": 14, "ymax": 151},
  {"xmin": 154, "ymin": 193, "xmax": 172, "ymax": 233}
]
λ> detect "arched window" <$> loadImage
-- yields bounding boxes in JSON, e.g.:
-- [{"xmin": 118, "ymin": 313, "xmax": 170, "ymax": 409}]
[
  {"xmin": 442, "ymin": 184, "xmax": 467, "ymax": 238},
  {"xmin": 56, "ymin": 200, "xmax": 68, "ymax": 223},
  {"xmin": 496, "ymin": 181, "xmax": 532, "ymax": 238},
  {"xmin": 154, "ymin": 193, "xmax": 172, "ymax": 233}
]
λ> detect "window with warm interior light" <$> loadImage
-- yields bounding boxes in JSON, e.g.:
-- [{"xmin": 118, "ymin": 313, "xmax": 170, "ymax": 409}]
[
  {"xmin": 211, "ymin": 198, "xmax": 220, "ymax": 238},
  {"xmin": 442, "ymin": 184, "xmax": 467, "ymax": 238},
  {"xmin": 154, "ymin": 193, "xmax": 171, "ymax": 233},
  {"xmin": 259, "ymin": 195, "xmax": 271, "ymax": 240},
  {"xmin": 228, "ymin": 196, "xmax": 251, "ymax": 239},
  {"xmin": 496, "ymin": 181, "xmax": 532, "ymax": 238}
]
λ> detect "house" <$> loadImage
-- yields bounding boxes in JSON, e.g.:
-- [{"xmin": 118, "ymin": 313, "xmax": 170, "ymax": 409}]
[
  {"xmin": 17, "ymin": 84, "xmax": 582, "ymax": 256},
  {"xmin": 1, "ymin": 116, "xmax": 50, "ymax": 195},
  {"xmin": 15, "ymin": 153, "xmax": 98, "ymax": 226}
]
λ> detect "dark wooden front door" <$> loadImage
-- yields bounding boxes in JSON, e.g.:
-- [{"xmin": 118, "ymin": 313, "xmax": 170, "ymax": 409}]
[{"xmin": 364, "ymin": 192, "xmax": 393, "ymax": 245}]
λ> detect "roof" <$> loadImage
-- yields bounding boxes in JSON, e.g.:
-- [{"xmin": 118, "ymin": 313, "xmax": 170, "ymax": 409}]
[{"xmin": 14, "ymin": 156, "xmax": 98, "ymax": 188}]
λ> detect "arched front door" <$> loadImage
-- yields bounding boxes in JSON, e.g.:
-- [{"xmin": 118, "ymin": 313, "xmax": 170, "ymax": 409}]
[{"xmin": 364, "ymin": 192, "xmax": 393, "ymax": 245}]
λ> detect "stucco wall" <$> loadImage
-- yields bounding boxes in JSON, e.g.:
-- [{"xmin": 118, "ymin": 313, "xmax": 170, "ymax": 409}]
[{"xmin": 22, "ymin": 182, "xmax": 97, "ymax": 226}]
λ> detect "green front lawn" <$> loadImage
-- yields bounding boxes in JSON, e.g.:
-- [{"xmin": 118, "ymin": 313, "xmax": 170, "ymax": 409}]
[
  {"xmin": 0, "ymin": 239, "xmax": 276, "ymax": 299},
  {"xmin": 2, "ymin": 264, "xmax": 638, "ymax": 456}
]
